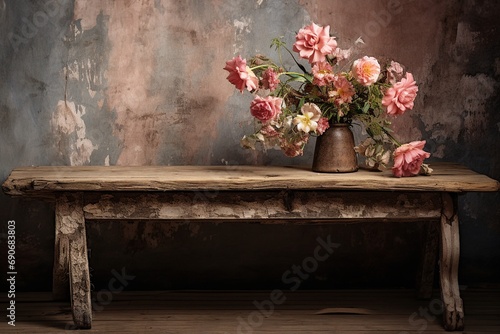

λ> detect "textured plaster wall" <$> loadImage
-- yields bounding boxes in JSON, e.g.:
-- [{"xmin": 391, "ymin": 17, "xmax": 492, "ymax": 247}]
[{"xmin": 0, "ymin": 0, "xmax": 499, "ymax": 291}]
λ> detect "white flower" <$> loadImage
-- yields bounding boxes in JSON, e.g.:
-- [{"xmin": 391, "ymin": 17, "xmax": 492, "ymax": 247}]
[{"xmin": 293, "ymin": 103, "xmax": 322, "ymax": 133}]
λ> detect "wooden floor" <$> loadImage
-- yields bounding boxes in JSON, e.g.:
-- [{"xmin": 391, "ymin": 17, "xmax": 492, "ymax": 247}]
[{"xmin": 3, "ymin": 289, "xmax": 499, "ymax": 333}]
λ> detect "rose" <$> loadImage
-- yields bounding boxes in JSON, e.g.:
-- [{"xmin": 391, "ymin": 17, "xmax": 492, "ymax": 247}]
[
  {"xmin": 223, "ymin": 55, "xmax": 258, "ymax": 93},
  {"xmin": 382, "ymin": 72, "xmax": 418, "ymax": 115},
  {"xmin": 293, "ymin": 22, "xmax": 337, "ymax": 64},
  {"xmin": 352, "ymin": 56, "xmax": 381, "ymax": 86},
  {"xmin": 250, "ymin": 96, "xmax": 283, "ymax": 123},
  {"xmin": 392, "ymin": 140, "xmax": 431, "ymax": 177}
]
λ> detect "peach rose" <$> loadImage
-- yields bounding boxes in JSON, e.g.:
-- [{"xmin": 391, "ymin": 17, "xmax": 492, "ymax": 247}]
[
  {"xmin": 392, "ymin": 140, "xmax": 431, "ymax": 177},
  {"xmin": 250, "ymin": 96, "xmax": 282, "ymax": 123},
  {"xmin": 293, "ymin": 22, "xmax": 337, "ymax": 64},
  {"xmin": 224, "ymin": 55, "xmax": 259, "ymax": 93},
  {"xmin": 352, "ymin": 56, "xmax": 381, "ymax": 86},
  {"xmin": 382, "ymin": 72, "xmax": 418, "ymax": 115}
]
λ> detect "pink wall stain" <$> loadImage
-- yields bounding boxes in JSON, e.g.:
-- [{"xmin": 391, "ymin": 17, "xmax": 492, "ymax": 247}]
[
  {"xmin": 75, "ymin": 0, "xmax": 168, "ymax": 165},
  {"xmin": 73, "ymin": 0, "xmax": 236, "ymax": 166},
  {"xmin": 51, "ymin": 100, "xmax": 95, "ymax": 165}
]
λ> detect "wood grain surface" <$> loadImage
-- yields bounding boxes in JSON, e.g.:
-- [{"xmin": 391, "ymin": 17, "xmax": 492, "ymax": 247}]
[{"xmin": 2, "ymin": 163, "xmax": 499, "ymax": 196}]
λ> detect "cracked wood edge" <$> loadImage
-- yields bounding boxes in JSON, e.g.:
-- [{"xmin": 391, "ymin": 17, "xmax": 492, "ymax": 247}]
[{"xmin": 82, "ymin": 191, "xmax": 443, "ymax": 222}]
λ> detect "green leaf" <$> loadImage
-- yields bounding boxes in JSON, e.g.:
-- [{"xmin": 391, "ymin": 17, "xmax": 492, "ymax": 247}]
[
  {"xmin": 286, "ymin": 74, "xmax": 308, "ymax": 82},
  {"xmin": 298, "ymin": 98, "xmax": 305, "ymax": 110},
  {"xmin": 362, "ymin": 102, "xmax": 370, "ymax": 113},
  {"xmin": 296, "ymin": 62, "xmax": 308, "ymax": 74},
  {"xmin": 270, "ymin": 37, "xmax": 286, "ymax": 49}
]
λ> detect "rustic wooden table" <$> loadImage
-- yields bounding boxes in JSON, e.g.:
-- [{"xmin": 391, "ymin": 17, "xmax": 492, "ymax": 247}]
[{"xmin": 3, "ymin": 163, "xmax": 499, "ymax": 330}]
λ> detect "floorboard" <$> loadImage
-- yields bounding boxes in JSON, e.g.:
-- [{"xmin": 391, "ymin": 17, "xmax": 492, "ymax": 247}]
[{"xmin": 1, "ymin": 289, "xmax": 499, "ymax": 333}]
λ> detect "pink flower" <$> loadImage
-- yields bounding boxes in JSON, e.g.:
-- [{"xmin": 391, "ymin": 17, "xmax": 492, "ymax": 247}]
[
  {"xmin": 316, "ymin": 117, "xmax": 330, "ymax": 135},
  {"xmin": 382, "ymin": 72, "xmax": 418, "ymax": 116},
  {"xmin": 224, "ymin": 55, "xmax": 259, "ymax": 93},
  {"xmin": 386, "ymin": 61, "xmax": 404, "ymax": 84},
  {"xmin": 330, "ymin": 75, "xmax": 355, "ymax": 105},
  {"xmin": 312, "ymin": 62, "xmax": 335, "ymax": 86},
  {"xmin": 293, "ymin": 22, "xmax": 337, "ymax": 64},
  {"xmin": 352, "ymin": 56, "xmax": 381, "ymax": 86},
  {"xmin": 250, "ymin": 96, "xmax": 283, "ymax": 123},
  {"xmin": 261, "ymin": 68, "xmax": 280, "ymax": 91},
  {"xmin": 392, "ymin": 140, "xmax": 431, "ymax": 177}
]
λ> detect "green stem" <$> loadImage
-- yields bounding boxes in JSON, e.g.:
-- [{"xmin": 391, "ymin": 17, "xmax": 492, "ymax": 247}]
[
  {"xmin": 382, "ymin": 127, "xmax": 401, "ymax": 147},
  {"xmin": 248, "ymin": 67, "xmax": 309, "ymax": 83},
  {"xmin": 249, "ymin": 64, "xmax": 271, "ymax": 71},
  {"xmin": 281, "ymin": 71, "xmax": 307, "ymax": 77},
  {"xmin": 281, "ymin": 44, "xmax": 309, "ymax": 75}
]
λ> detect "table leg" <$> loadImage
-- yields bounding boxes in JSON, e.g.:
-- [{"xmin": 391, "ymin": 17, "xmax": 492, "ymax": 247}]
[
  {"xmin": 55, "ymin": 193, "xmax": 92, "ymax": 329},
  {"xmin": 439, "ymin": 193, "xmax": 464, "ymax": 331}
]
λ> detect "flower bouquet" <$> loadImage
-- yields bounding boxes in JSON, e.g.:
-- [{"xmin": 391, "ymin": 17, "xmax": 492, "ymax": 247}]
[{"xmin": 224, "ymin": 22, "xmax": 432, "ymax": 177}]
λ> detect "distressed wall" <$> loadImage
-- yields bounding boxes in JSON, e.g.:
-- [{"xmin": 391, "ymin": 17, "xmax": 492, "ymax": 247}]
[{"xmin": 1, "ymin": 0, "xmax": 499, "ymax": 291}]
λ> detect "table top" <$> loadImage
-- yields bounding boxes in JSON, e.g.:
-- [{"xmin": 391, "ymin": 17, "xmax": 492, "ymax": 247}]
[{"xmin": 2, "ymin": 163, "xmax": 499, "ymax": 196}]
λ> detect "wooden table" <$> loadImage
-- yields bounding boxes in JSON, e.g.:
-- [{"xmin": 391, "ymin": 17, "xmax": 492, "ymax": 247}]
[{"xmin": 3, "ymin": 163, "xmax": 499, "ymax": 330}]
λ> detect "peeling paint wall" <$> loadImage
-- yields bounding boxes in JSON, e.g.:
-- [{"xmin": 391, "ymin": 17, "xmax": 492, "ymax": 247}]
[{"xmin": 1, "ymin": 0, "xmax": 499, "ymax": 291}]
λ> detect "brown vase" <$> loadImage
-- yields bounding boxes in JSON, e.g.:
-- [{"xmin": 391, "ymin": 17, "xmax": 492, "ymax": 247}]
[{"xmin": 312, "ymin": 123, "xmax": 358, "ymax": 173}]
